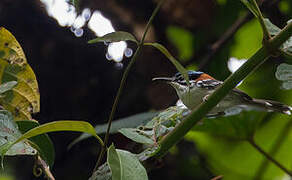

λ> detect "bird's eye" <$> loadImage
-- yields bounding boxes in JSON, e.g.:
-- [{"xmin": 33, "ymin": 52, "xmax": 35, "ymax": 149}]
[{"xmin": 196, "ymin": 81, "xmax": 203, "ymax": 87}]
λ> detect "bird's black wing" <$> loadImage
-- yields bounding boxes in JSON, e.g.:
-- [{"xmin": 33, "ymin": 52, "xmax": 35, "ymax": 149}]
[
  {"xmin": 232, "ymin": 88, "xmax": 253, "ymax": 101},
  {"xmin": 196, "ymin": 79, "xmax": 223, "ymax": 89},
  {"xmin": 197, "ymin": 79, "xmax": 253, "ymax": 101}
]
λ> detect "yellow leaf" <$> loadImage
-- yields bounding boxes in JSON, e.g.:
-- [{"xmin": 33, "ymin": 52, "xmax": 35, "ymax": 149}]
[{"xmin": 0, "ymin": 27, "xmax": 40, "ymax": 120}]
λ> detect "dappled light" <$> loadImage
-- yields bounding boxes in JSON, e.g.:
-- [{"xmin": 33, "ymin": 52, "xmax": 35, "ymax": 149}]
[{"xmin": 40, "ymin": 0, "xmax": 128, "ymax": 63}]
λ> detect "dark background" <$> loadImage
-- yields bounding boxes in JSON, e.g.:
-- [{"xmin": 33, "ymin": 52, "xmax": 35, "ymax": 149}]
[{"xmin": 0, "ymin": 0, "xmax": 291, "ymax": 179}]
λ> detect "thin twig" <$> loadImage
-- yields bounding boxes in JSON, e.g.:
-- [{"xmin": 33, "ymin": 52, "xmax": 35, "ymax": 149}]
[
  {"xmin": 250, "ymin": 0, "xmax": 271, "ymax": 41},
  {"xmin": 189, "ymin": 0, "xmax": 266, "ymax": 70},
  {"xmin": 253, "ymin": 119, "xmax": 292, "ymax": 179},
  {"xmin": 248, "ymin": 138, "xmax": 292, "ymax": 176},
  {"xmin": 35, "ymin": 156, "xmax": 55, "ymax": 180},
  {"xmin": 197, "ymin": 12, "xmax": 251, "ymax": 69},
  {"xmin": 211, "ymin": 175, "xmax": 223, "ymax": 180},
  {"xmin": 93, "ymin": 0, "xmax": 166, "ymax": 173}
]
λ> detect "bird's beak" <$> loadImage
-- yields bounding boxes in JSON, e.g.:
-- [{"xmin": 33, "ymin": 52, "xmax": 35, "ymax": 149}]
[{"xmin": 152, "ymin": 77, "xmax": 174, "ymax": 83}]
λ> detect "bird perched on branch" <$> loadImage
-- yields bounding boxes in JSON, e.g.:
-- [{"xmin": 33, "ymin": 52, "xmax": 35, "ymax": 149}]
[{"xmin": 153, "ymin": 71, "xmax": 292, "ymax": 117}]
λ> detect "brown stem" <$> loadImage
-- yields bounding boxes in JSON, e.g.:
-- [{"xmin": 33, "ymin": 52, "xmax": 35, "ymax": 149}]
[
  {"xmin": 187, "ymin": 0, "xmax": 266, "ymax": 70},
  {"xmin": 197, "ymin": 12, "xmax": 251, "ymax": 69},
  {"xmin": 253, "ymin": 118, "xmax": 292, "ymax": 179},
  {"xmin": 35, "ymin": 156, "xmax": 55, "ymax": 180},
  {"xmin": 248, "ymin": 138, "xmax": 292, "ymax": 176}
]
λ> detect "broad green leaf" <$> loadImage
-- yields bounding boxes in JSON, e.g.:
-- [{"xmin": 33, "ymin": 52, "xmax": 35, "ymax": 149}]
[
  {"xmin": 193, "ymin": 111, "xmax": 266, "ymax": 140},
  {"xmin": 117, "ymin": 107, "xmax": 188, "ymax": 146},
  {"xmin": 166, "ymin": 26, "xmax": 195, "ymax": 62},
  {"xmin": 275, "ymin": 63, "xmax": 292, "ymax": 81},
  {"xmin": 0, "ymin": 110, "xmax": 36, "ymax": 157},
  {"xmin": 0, "ymin": 27, "xmax": 40, "ymax": 120},
  {"xmin": 263, "ymin": 19, "xmax": 281, "ymax": 36},
  {"xmin": 90, "ymin": 147, "xmax": 158, "ymax": 180},
  {"xmin": 107, "ymin": 145, "xmax": 148, "ymax": 180},
  {"xmin": 69, "ymin": 111, "xmax": 158, "ymax": 148},
  {"xmin": 1, "ymin": 121, "xmax": 104, "ymax": 157},
  {"xmin": 16, "ymin": 120, "xmax": 55, "ymax": 167},
  {"xmin": 275, "ymin": 63, "xmax": 292, "ymax": 90},
  {"xmin": 115, "ymin": 149, "xmax": 148, "ymax": 180},
  {"xmin": 0, "ymin": 81, "xmax": 17, "ymax": 94},
  {"xmin": 262, "ymin": 19, "xmax": 292, "ymax": 54},
  {"xmin": 89, "ymin": 163, "xmax": 111, "ymax": 180},
  {"xmin": 144, "ymin": 42, "xmax": 189, "ymax": 85},
  {"xmin": 88, "ymin": 31, "xmax": 138, "ymax": 44},
  {"xmin": 107, "ymin": 144, "xmax": 121, "ymax": 180},
  {"xmin": 230, "ymin": 19, "xmax": 262, "ymax": 59},
  {"xmin": 119, "ymin": 128, "xmax": 154, "ymax": 145},
  {"xmin": 145, "ymin": 106, "xmax": 187, "ymax": 128},
  {"xmin": 187, "ymin": 113, "xmax": 292, "ymax": 179}
]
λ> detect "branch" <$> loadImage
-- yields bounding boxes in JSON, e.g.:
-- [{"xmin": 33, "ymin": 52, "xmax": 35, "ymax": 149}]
[
  {"xmin": 254, "ymin": 118, "xmax": 292, "ymax": 179},
  {"xmin": 188, "ymin": 0, "xmax": 266, "ymax": 69},
  {"xmin": 34, "ymin": 156, "xmax": 55, "ymax": 180},
  {"xmin": 197, "ymin": 12, "xmax": 251, "ymax": 69},
  {"xmin": 93, "ymin": 0, "xmax": 166, "ymax": 172},
  {"xmin": 248, "ymin": 138, "xmax": 292, "ymax": 176},
  {"xmin": 154, "ymin": 22, "xmax": 292, "ymax": 157},
  {"xmin": 250, "ymin": 0, "xmax": 271, "ymax": 41}
]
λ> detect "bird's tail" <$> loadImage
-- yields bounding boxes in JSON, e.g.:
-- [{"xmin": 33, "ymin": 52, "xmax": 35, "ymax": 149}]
[{"xmin": 249, "ymin": 99, "xmax": 292, "ymax": 115}]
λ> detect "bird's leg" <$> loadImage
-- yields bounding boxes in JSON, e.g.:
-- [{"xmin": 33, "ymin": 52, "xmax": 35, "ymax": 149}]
[
  {"xmin": 202, "ymin": 94, "xmax": 210, "ymax": 102},
  {"xmin": 203, "ymin": 94, "xmax": 220, "ymax": 107}
]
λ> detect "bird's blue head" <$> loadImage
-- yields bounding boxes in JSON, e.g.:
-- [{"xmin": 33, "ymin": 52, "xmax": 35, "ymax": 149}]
[{"xmin": 174, "ymin": 71, "xmax": 204, "ymax": 83}]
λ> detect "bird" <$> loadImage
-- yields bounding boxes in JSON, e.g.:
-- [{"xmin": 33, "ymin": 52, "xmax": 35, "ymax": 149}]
[{"xmin": 153, "ymin": 71, "xmax": 292, "ymax": 117}]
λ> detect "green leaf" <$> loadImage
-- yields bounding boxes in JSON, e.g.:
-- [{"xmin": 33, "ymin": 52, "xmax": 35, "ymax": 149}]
[
  {"xmin": 0, "ymin": 110, "xmax": 36, "ymax": 158},
  {"xmin": 0, "ymin": 81, "xmax": 17, "ymax": 94},
  {"xmin": 230, "ymin": 19, "xmax": 262, "ymax": 59},
  {"xmin": 69, "ymin": 111, "xmax": 158, "ymax": 148},
  {"xmin": 263, "ymin": 19, "xmax": 281, "ymax": 36},
  {"xmin": 119, "ymin": 128, "xmax": 154, "ymax": 145},
  {"xmin": 186, "ymin": 113, "xmax": 292, "ymax": 179},
  {"xmin": 262, "ymin": 19, "xmax": 292, "ymax": 54},
  {"xmin": 1, "ymin": 121, "xmax": 104, "ymax": 157},
  {"xmin": 107, "ymin": 145, "xmax": 121, "ymax": 180},
  {"xmin": 90, "ymin": 163, "xmax": 112, "ymax": 180},
  {"xmin": 90, "ymin": 147, "xmax": 158, "ymax": 180},
  {"xmin": 193, "ymin": 111, "xmax": 266, "ymax": 140},
  {"xmin": 144, "ymin": 42, "xmax": 189, "ymax": 85},
  {"xmin": 0, "ymin": 27, "xmax": 40, "ymax": 120},
  {"xmin": 145, "ymin": 106, "xmax": 187, "ymax": 129},
  {"xmin": 16, "ymin": 120, "xmax": 55, "ymax": 167},
  {"xmin": 166, "ymin": 26, "xmax": 195, "ymax": 61},
  {"xmin": 275, "ymin": 63, "xmax": 292, "ymax": 90},
  {"xmin": 88, "ymin": 31, "xmax": 138, "ymax": 44},
  {"xmin": 107, "ymin": 145, "xmax": 148, "ymax": 180}
]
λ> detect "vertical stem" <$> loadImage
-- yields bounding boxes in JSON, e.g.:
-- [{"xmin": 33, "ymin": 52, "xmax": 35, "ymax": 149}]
[
  {"xmin": 36, "ymin": 156, "xmax": 55, "ymax": 180},
  {"xmin": 93, "ymin": 0, "xmax": 166, "ymax": 172},
  {"xmin": 250, "ymin": 0, "xmax": 271, "ymax": 41},
  {"xmin": 248, "ymin": 138, "xmax": 292, "ymax": 176}
]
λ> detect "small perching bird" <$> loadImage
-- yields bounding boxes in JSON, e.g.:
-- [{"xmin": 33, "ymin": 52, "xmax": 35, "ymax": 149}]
[{"xmin": 153, "ymin": 71, "xmax": 292, "ymax": 117}]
